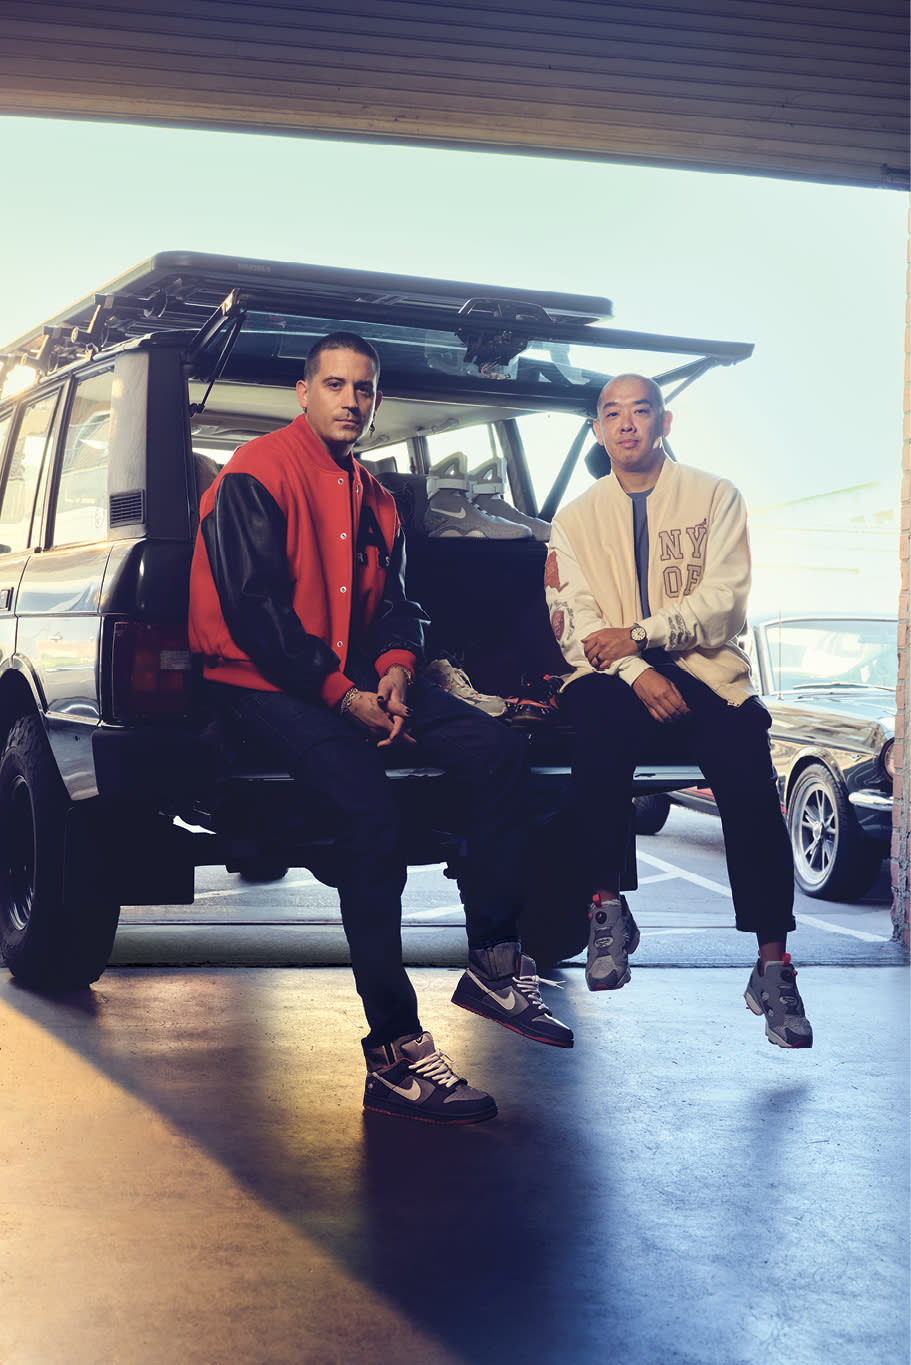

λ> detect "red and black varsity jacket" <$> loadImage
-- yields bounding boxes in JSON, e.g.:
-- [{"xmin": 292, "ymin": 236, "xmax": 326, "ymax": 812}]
[{"xmin": 188, "ymin": 414, "xmax": 425, "ymax": 708}]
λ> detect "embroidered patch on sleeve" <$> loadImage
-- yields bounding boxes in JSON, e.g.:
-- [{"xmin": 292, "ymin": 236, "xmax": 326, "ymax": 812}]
[
  {"xmin": 550, "ymin": 600, "xmax": 574, "ymax": 643},
  {"xmin": 545, "ymin": 549, "xmax": 568, "ymax": 592}
]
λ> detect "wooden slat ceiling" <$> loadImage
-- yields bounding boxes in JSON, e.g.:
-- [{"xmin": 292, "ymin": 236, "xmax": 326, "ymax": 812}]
[{"xmin": 1, "ymin": 0, "xmax": 907, "ymax": 190}]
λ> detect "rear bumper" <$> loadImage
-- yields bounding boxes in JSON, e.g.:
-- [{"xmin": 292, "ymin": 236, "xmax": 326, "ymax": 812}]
[{"xmin": 92, "ymin": 723, "xmax": 219, "ymax": 802}]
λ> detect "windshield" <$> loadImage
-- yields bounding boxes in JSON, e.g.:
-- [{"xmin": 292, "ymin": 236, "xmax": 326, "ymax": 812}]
[{"xmin": 760, "ymin": 619, "xmax": 897, "ymax": 692}]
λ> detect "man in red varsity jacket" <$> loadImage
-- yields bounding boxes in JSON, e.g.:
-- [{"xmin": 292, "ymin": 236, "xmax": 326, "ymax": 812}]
[{"xmin": 189, "ymin": 332, "xmax": 572, "ymax": 1124}]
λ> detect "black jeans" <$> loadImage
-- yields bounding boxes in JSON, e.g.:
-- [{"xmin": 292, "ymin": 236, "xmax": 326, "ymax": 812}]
[
  {"xmin": 206, "ymin": 676, "xmax": 529, "ymax": 1046},
  {"xmin": 561, "ymin": 666, "xmax": 795, "ymax": 940}
]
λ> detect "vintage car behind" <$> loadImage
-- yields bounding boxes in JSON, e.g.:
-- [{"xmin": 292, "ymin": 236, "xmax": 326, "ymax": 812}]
[{"xmin": 669, "ymin": 614, "xmax": 896, "ymax": 900}]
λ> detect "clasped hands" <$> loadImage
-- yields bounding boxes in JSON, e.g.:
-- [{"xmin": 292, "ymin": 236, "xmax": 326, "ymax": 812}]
[
  {"xmin": 582, "ymin": 627, "xmax": 690, "ymax": 724},
  {"xmin": 344, "ymin": 665, "xmax": 415, "ymax": 746}
]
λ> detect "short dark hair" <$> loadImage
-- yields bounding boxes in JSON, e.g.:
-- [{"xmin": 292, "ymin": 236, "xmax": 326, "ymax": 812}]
[{"xmin": 304, "ymin": 332, "xmax": 380, "ymax": 383}]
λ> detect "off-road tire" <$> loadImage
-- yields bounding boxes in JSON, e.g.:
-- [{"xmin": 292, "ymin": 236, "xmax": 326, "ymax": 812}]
[{"xmin": 0, "ymin": 714, "xmax": 120, "ymax": 989}]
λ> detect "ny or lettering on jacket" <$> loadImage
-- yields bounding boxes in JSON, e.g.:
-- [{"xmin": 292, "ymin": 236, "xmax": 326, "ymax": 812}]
[
  {"xmin": 188, "ymin": 414, "xmax": 425, "ymax": 708},
  {"xmin": 546, "ymin": 458, "xmax": 755, "ymax": 705}
]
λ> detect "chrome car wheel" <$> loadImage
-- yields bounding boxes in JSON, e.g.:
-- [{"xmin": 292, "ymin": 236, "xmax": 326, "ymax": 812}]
[{"xmin": 787, "ymin": 764, "xmax": 881, "ymax": 901}]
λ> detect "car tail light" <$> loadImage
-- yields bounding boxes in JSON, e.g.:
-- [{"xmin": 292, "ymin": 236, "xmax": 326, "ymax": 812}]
[
  {"xmin": 882, "ymin": 738, "xmax": 896, "ymax": 781},
  {"xmin": 111, "ymin": 622, "xmax": 194, "ymax": 720}
]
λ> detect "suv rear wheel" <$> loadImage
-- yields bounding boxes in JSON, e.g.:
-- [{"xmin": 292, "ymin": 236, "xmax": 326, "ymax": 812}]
[
  {"xmin": 0, "ymin": 714, "xmax": 121, "ymax": 989},
  {"xmin": 632, "ymin": 793, "xmax": 671, "ymax": 835},
  {"xmin": 233, "ymin": 856, "xmax": 289, "ymax": 883}
]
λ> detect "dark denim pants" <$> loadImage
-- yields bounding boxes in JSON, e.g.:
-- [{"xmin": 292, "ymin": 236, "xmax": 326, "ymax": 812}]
[
  {"xmin": 560, "ymin": 666, "xmax": 796, "ymax": 941},
  {"xmin": 206, "ymin": 676, "xmax": 529, "ymax": 1045}
]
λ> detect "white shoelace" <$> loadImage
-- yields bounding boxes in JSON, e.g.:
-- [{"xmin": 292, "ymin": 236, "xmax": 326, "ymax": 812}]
[
  {"xmin": 410, "ymin": 1047, "xmax": 464, "ymax": 1090},
  {"xmin": 514, "ymin": 970, "xmax": 564, "ymax": 1007}
]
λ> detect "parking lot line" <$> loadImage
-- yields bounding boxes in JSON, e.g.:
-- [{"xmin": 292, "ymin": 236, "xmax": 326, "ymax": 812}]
[
  {"xmin": 639, "ymin": 850, "xmax": 893, "ymax": 942},
  {"xmin": 795, "ymin": 912, "xmax": 892, "ymax": 944},
  {"xmin": 638, "ymin": 851, "xmax": 729, "ymax": 896},
  {"xmin": 403, "ymin": 905, "xmax": 465, "ymax": 920}
]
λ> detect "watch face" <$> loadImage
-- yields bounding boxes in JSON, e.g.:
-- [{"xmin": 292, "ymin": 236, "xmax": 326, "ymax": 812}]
[{"xmin": 630, "ymin": 625, "xmax": 647, "ymax": 644}]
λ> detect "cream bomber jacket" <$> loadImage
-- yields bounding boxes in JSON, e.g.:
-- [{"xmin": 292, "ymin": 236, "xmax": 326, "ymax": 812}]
[{"xmin": 545, "ymin": 457, "xmax": 755, "ymax": 705}]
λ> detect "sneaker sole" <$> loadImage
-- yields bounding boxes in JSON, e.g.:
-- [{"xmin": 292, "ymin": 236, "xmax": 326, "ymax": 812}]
[
  {"xmin": 452, "ymin": 997, "xmax": 574, "ymax": 1047},
  {"xmin": 744, "ymin": 993, "xmax": 813, "ymax": 1049},
  {"xmin": 585, "ymin": 969, "xmax": 631, "ymax": 992},
  {"xmin": 363, "ymin": 1098, "xmax": 498, "ymax": 1124}
]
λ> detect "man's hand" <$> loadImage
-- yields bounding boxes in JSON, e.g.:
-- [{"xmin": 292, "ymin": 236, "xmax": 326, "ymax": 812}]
[
  {"xmin": 631, "ymin": 669, "xmax": 691, "ymax": 724},
  {"xmin": 375, "ymin": 666, "xmax": 414, "ymax": 746},
  {"xmin": 344, "ymin": 667, "xmax": 415, "ymax": 746},
  {"xmin": 583, "ymin": 627, "xmax": 640, "ymax": 669},
  {"xmin": 346, "ymin": 685, "xmax": 415, "ymax": 745}
]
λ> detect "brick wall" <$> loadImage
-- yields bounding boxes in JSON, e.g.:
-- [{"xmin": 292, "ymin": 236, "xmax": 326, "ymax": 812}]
[{"xmin": 893, "ymin": 219, "xmax": 911, "ymax": 946}]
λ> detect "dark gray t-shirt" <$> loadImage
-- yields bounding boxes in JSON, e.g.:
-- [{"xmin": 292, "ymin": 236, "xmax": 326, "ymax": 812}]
[{"xmin": 629, "ymin": 488, "xmax": 653, "ymax": 617}]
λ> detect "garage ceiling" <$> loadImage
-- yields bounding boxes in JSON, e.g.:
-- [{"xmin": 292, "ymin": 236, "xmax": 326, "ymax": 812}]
[{"xmin": 1, "ymin": 0, "xmax": 907, "ymax": 190}]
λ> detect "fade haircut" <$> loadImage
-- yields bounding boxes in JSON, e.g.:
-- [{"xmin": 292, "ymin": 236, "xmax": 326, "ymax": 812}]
[
  {"xmin": 304, "ymin": 331, "xmax": 381, "ymax": 383},
  {"xmin": 595, "ymin": 373, "xmax": 665, "ymax": 418}
]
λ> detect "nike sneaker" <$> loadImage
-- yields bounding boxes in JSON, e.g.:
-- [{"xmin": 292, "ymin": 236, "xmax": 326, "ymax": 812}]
[
  {"xmin": 468, "ymin": 457, "xmax": 552, "ymax": 541},
  {"xmin": 744, "ymin": 955, "xmax": 813, "ymax": 1049},
  {"xmin": 363, "ymin": 1030, "xmax": 498, "ymax": 1123},
  {"xmin": 585, "ymin": 894, "xmax": 640, "ymax": 991},
  {"xmin": 427, "ymin": 451, "xmax": 469, "ymax": 484},
  {"xmin": 423, "ymin": 658, "xmax": 507, "ymax": 717},
  {"xmin": 424, "ymin": 486, "xmax": 531, "ymax": 539},
  {"xmin": 452, "ymin": 941, "xmax": 574, "ymax": 1047}
]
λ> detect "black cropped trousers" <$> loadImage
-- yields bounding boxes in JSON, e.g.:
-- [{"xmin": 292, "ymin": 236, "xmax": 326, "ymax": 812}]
[{"xmin": 560, "ymin": 665, "xmax": 796, "ymax": 941}]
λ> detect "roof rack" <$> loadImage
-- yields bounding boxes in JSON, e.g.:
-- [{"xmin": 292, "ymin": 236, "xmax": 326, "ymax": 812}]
[{"xmin": 1, "ymin": 250, "xmax": 753, "ymax": 385}]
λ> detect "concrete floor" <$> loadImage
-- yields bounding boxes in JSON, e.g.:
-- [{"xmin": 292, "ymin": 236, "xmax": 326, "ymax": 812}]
[{"xmin": 1, "ymin": 959, "xmax": 908, "ymax": 1364}]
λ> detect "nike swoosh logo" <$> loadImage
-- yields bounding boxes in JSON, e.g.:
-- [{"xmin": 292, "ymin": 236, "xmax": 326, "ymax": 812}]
[
  {"xmin": 468, "ymin": 971, "xmax": 520, "ymax": 1012},
  {"xmin": 376, "ymin": 1075, "xmax": 423, "ymax": 1101},
  {"xmin": 433, "ymin": 505, "xmax": 468, "ymax": 519}
]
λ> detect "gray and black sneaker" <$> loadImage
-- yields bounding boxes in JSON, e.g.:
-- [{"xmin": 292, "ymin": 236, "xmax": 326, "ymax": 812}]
[
  {"xmin": 423, "ymin": 658, "xmax": 507, "ymax": 717},
  {"xmin": 363, "ymin": 1030, "xmax": 498, "ymax": 1124},
  {"xmin": 744, "ymin": 955, "xmax": 813, "ymax": 1049},
  {"xmin": 585, "ymin": 895, "xmax": 640, "ymax": 991},
  {"xmin": 452, "ymin": 941, "xmax": 574, "ymax": 1047}
]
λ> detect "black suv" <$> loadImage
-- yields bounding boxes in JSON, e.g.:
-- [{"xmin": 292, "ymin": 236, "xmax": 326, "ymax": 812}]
[{"xmin": 0, "ymin": 252, "xmax": 752, "ymax": 987}]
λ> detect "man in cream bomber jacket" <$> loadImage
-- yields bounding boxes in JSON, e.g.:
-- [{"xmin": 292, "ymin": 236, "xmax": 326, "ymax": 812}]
[{"xmin": 546, "ymin": 373, "xmax": 813, "ymax": 1049}]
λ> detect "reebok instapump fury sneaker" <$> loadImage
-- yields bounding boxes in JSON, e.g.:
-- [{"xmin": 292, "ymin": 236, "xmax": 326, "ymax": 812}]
[
  {"xmin": 744, "ymin": 955, "xmax": 813, "ymax": 1049},
  {"xmin": 452, "ymin": 941, "xmax": 574, "ymax": 1048},
  {"xmin": 363, "ymin": 1030, "xmax": 498, "ymax": 1124},
  {"xmin": 585, "ymin": 895, "xmax": 640, "ymax": 991}
]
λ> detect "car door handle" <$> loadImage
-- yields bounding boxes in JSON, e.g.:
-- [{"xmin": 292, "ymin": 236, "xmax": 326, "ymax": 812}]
[{"xmin": 0, "ymin": 588, "xmax": 12, "ymax": 611}]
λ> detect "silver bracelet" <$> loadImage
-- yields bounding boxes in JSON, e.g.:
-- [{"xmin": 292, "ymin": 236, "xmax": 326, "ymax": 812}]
[
  {"xmin": 338, "ymin": 686, "xmax": 359, "ymax": 715},
  {"xmin": 384, "ymin": 664, "xmax": 415, "ymax": 687}
]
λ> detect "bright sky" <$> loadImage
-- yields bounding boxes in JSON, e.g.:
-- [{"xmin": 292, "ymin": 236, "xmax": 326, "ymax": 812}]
[{"xmin": 0, "ymin": 115, "xmax": 906, "ymax": 521}]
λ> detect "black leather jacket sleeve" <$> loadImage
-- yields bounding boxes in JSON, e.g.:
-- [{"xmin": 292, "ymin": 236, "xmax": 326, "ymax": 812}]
[
  {"xmin": 201, "ymin": 471, "xmax": 340, "ymax": 699},
  {"xmin": 364, "ymin": 526, "xmax": 428, "ymax": 665}
]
